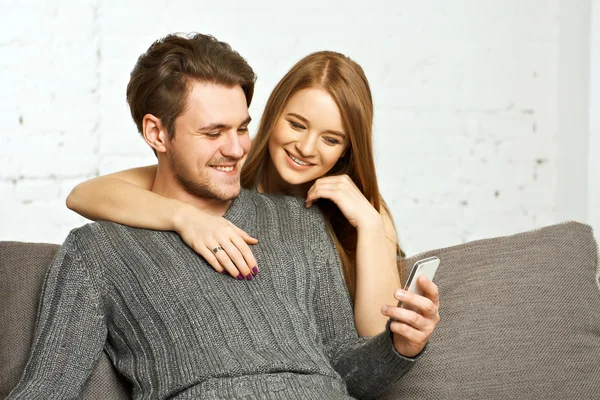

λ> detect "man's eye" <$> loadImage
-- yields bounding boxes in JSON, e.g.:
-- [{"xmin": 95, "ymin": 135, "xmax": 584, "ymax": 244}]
[
  {"xmin": 238, "ymin": 127, "xmax": 249, "ymax": 134},
  {"xmin": 205, "ymin": 132, "xmax": 220, "ymax": 139},
  {"xmin": 289, "ymin": 121, "xmax": 305, "ymax": 130}
]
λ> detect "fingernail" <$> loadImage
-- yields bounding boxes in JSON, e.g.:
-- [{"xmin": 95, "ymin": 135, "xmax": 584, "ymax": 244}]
[
  {"xmin": 236, "ymin": 274, "xmax": 244, "ymax": 280},
  {"xmin": 382, "ymin": 305, "xmax": 388, "ymax": 313},
  {"xmin": 246, "ymin": 274, "xmax": 253, "ymax": 281},
  {"xmin": 395, "ymin": 290, "xmax": 405, "ymax": 299},
  {"xmin": 252, "ymin": 266, "xmax": 259, "ymax": 275},
  {"xmin": 222, "ymin": 270, "xmax": 228, "ymax": 275}
]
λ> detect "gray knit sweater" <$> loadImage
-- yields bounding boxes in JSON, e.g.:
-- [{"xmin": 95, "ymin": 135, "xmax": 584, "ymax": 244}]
[{"xmin": 9, "ymin": 190, "xmax": 416, "ymax": 399}]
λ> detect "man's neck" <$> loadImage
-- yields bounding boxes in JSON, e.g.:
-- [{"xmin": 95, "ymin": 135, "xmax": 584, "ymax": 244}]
[{"xmin": 151, "ymin": 165, "xmax": 233, "ymax": 217}]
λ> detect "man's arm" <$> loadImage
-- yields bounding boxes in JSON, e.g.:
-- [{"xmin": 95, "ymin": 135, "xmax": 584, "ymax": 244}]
[{"xmin": 8, "ymin": 230, "xmax": 108, "ymax": 399}]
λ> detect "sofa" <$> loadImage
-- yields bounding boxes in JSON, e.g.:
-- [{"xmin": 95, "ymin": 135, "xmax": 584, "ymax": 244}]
[{"xmin": 1, "ymin": 221, "xmax": 599, "ymax": 399}]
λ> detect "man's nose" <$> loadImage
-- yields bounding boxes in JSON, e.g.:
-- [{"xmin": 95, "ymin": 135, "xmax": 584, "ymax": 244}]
[{"xmin": 221, "ymin": 131, "xmax": 245, "ymax": 159}]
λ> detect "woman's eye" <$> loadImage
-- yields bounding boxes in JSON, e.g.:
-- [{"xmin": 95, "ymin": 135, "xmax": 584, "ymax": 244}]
[
  {"xmin": 324, "ymin": 137, "xmax": 341, "ymax": 145},
  {"xmin": 289, "ymin": 121, "xmax": 305, "ymax": 130}
]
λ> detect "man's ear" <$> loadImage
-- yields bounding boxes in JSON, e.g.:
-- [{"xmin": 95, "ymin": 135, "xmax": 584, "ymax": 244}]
[{"xmin": 142, "ymin": 114, "xmax": 169, "ymax": 153}]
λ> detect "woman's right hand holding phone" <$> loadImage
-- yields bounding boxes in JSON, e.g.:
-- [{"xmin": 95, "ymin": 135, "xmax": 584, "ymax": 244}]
[
  {"xmin": 380, "ymin": 276, "xmax": 440, "ymax": 358},
  {"xmin": 173, "ymin": 203, "xmax": 259, "ymax": 280}
]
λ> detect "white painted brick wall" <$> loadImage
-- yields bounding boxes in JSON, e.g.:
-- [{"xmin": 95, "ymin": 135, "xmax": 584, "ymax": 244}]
[{"xmin": 0, "ymin": 0, "xmax": 591, "ymax": 254}]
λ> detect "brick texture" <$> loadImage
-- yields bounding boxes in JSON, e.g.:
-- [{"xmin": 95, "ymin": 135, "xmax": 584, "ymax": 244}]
[{"xmin": 0, "ymin": 0, "xmax": 584, "ymax": 254}]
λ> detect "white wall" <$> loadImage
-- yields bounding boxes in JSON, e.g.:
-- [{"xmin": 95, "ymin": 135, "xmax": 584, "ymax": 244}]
[
  {"xmin": 0, "ymin": 0, "xmax": 594, "ymax": 255},
  {"xmin": 590, "ymin": 0, "xmax": 600, "ymax": 238},
  {"xmin": 556, "ymin": 0, "xmax": 590, "ymax": 225}
]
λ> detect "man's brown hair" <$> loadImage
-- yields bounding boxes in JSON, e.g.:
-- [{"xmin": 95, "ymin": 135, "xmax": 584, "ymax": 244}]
[{"xmin": 127, "ymin": 33, "xmax": 256, "ymax": 139}]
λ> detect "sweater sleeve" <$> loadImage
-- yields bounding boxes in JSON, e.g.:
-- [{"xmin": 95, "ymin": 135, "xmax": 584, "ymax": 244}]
[
  {"xmin": 7, "ymin": 231, "xmax": 108, "ymax": 399},
  {"xmin": 312, "ymin": 221, "xmax": 419, "ymax": 399}
]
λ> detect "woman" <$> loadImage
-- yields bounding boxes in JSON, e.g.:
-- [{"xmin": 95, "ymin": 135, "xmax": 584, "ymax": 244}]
[{"xmin": 67, "ymin": 51, "xmax": 403, "ymax": 336}]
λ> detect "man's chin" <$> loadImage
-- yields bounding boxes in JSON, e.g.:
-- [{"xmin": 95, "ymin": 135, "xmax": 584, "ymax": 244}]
[
  {"xmin": 211, "ymin": 184, "xmax": 241, "ymax": 201},
  {"xmin": 219, "ymin": 190, "xmax": 240, "ymax": 202}
]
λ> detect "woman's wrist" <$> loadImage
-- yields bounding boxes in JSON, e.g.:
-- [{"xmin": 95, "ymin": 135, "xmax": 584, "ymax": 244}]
[
  {"xmin": 355, "ymin": 209, "xmax": 385, "ymax": 233},
  {"xmin": 170, "ymin": 200, "xmax": 195, "ymax": 233}
]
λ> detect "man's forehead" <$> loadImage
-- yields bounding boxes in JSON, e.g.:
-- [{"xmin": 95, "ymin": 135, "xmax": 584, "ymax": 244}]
[{"xmin": 184, "ymin": 81, "xmax": 249, "ymax": 123}]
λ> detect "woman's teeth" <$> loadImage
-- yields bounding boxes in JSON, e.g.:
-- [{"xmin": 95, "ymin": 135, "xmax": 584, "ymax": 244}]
[
  {"xmin": 214, "ymin": 166, "xmax": 234, "ymax": 172},
  {"xmin": 289, "ymin": 154, "xmax": 310, "ymax": 166}
]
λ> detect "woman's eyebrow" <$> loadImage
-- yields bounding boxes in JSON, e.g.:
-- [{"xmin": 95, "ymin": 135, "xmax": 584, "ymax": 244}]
[
  {"xmin": 286, "ymin": 112, "xmax": 308, "ymax": 123},
  {"xmin": 324, "ymin": 129, "xmax": 346, "ymax": 138},
  {"xmin": 286, "ymin": 112, "xmax": 346, "ymax": 138}
]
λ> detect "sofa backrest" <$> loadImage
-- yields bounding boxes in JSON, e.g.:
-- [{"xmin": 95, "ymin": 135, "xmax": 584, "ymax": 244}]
[
  {"xmin": 379, "ymin": 221, "xmax": 600, "ymax": 399},
  {"xmin": 0, "ymin": 241, "xmax": 129, "ymax": 399}
]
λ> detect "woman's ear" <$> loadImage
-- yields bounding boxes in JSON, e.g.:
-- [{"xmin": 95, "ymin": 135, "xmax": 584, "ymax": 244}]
[{"xmin": 142, "ymin": 114, "xmax": 168, "ymax": 154}]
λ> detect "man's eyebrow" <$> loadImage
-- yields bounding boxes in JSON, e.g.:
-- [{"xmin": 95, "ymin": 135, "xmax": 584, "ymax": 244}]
[
  {"xmin": 286, "ymin": 112, "xmax": 346, "ymax": 138},
  {"xmin": 196, "ymin": 116, "xmax": 252, "ymax": 133},
  {"xmin": 197, "ymin": 123, "xmax": 229, "ymax": 133},
  {"xmin": 240, "ymin": 116, "xmax": 252, "ymax": 126}
]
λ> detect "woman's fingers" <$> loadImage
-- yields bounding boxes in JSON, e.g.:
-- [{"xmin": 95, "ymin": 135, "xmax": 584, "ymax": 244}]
[
  {"xmin": 395, "ymin": 286, "xmax": 439, "ymax": 319},
  {"xmin": 388, "ymin": 319, "xmax": 428, "ymax": 342},
  {"xmin": 212, "ymin": 243, "xmax": 248, "ymax": 280},
  {"xmin": 196, "ymin": 246, "xmax": 229, "ymax": 275},
  {"xmin": 229, "ymin": 234, "xmax": 259, "ymax": 276},
  {"xmin": 382, "ymin": 304, "xmax": 429, "ymax": 331},
  {"xmin": 416, "ymin": 275, "xmax": 440, "ymax": 307},
  {"xmin": 382, "ymin": 280, "xmax": 441, "ymax": 358},
  {"xmin": 381, "ymin": 300, "xmax": 438, "ymax": 357},
  {"xmin": 202, "ymin": 227, "xmax": 259, "ymax": 280},
  {"xmin": 387, "ymin": 319, "xmax": 430, "ymax": 355},
  {"xmin": 306, "ymin": 186, "xmax": 341, "ymax": 207},
  {"xmin": 233, "ymin": 225, "xmax": 258, "ymax": 244}
]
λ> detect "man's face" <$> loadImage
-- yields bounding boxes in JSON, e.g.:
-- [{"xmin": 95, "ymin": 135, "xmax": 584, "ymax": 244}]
[{"xmin": 166, "ymin": 81, "xmax": 251, "ymax": 201}]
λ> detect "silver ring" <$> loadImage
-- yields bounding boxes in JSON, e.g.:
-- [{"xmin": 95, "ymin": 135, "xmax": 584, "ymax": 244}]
[{"xmin": 212, "ymin": 246, "xmax": 224, "ymax": 254}]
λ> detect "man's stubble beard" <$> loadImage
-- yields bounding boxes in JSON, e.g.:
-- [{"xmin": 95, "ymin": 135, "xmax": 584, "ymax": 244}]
[{"xmin": 169, "ymin": 152, "xmax": 241, "ymax": 202}]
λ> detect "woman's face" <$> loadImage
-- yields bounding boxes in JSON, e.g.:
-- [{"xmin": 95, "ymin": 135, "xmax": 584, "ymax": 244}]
[{"xmin": 267, "ymin": 88, "xmax": 348, "ymax": 191}]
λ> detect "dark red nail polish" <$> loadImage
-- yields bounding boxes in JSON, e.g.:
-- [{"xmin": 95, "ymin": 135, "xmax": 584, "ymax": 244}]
[
  {"xmin": 246, "ymin": 274, "xmax": 253, "ymax": 281},
  {"xmin": 222, "ymin": 270, "xmax": 228, "ymax": 275},
  {"xmin": 236, "ymin": 274, "xmax": 244, "ymax": 280},
  {"xmin": 252, "ymin": 266, "xmax": 259, "ymax": 275}
]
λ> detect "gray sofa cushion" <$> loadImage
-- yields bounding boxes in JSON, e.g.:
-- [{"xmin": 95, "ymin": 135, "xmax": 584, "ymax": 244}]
[
  {"xmin": 380, "ymin": 221, "xmax": 600, "ymax": 399},
  {"xmin": 0, "ymin": 241, "xmax": 129, "ymax": 399}
]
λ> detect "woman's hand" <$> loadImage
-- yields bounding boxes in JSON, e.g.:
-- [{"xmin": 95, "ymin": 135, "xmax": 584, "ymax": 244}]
[
  {"xmin": 305, "ymin": 174, "xmax": 380, "ymax": 230},
  {"xmin": 174, "ymin": 204, "xmax": 259, "ymax": 280},
  {"xmin": 381, "ymin": 276, "xmax": 440, "ymax": 358}
]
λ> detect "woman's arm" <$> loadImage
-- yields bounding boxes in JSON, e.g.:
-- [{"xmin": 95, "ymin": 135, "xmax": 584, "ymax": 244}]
[
  {"xmin": 353, "ymin": 207, "xmax": 401, "ymax": 336},
  {"xmin": 66, "ymin": 165, "xmax": 259, "ymax": 279},
  {"xmin": 305, "ymin": 175, "xmax": 401, "ymax": 336},
  {"xmin": 66, "ymin": 165, "xmax": 174, "ymax": 228}
]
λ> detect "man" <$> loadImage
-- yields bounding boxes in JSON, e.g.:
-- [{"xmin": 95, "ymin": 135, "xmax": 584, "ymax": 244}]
[{"xmin": 9, "ymin": 33, "xmax": 439, "ymax": 399}]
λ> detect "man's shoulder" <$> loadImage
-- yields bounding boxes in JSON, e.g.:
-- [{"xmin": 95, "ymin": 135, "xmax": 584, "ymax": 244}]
[
  {"xmin": 67, "ymin": 220, "xmax": 169, "ymax": 252},
  {"xmin": 69, "ymin": 220, "xmax": 132, "ymax": 240},
  {"xmin": 245, "ymin": 190, "xmax": 324, "ymax": 221},
  {"xmin": 244, "ymin": 191, "xmax": 329, "ymax": 243}
]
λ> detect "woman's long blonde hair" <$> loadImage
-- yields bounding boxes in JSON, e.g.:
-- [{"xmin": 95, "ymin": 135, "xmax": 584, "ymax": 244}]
[{"xmin": 241, "ymin": 51, "xmax": 403, "ymax": 301}]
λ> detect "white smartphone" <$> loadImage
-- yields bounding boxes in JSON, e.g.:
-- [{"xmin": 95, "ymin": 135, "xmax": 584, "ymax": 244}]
[{"xmin": 400, "ymin": 256, "xmax": 440, "ymax": 307}]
